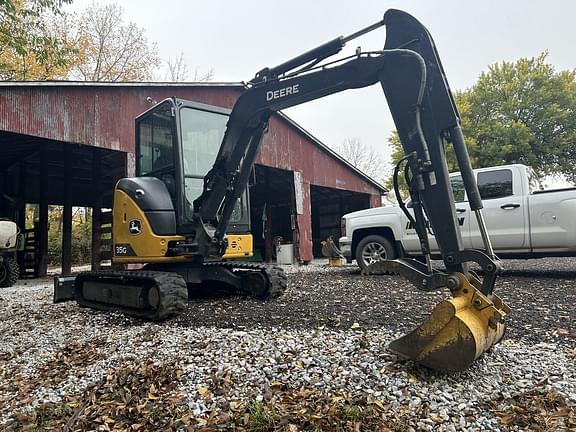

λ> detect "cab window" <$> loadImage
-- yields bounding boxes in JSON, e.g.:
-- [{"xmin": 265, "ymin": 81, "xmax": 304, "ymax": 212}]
[
  {"xmin": 138, "ymin": 102, "xmax": 175, "ymax": 175},
  {"xmin": 180, "ymin": 107, "xmax": 228, "ymax": 179}
]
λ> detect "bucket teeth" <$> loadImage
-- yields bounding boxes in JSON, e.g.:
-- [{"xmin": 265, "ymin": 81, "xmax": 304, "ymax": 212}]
[{"xmin": 389, "ymin": 273, "xmax": 509, "ymax": 372}]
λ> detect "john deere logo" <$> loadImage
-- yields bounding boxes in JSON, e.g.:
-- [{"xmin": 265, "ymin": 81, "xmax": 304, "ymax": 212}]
[{"xmin": 129, "ymin": 219, "xmax": 142, "ymax": 235}]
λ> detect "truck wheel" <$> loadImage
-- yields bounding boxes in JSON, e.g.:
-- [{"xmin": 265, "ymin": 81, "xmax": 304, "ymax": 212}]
[
  {"xmin": 0, "ymin": 256, "xmax": 19, "ymax": 288},
  {"xmin": 355, "ymin": 235, "xmax": 397, "ymax": 270}
]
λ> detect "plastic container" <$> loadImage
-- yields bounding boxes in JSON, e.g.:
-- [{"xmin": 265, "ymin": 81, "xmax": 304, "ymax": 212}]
[{"xmin": 276, "ymin": 243, "xmax": 294, "ymax": 264}]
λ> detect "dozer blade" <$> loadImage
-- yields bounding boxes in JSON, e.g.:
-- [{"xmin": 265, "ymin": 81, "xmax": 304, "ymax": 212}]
[{"xmin": 389, "ymin": 273, "xmax": 510, "ymax": 372}]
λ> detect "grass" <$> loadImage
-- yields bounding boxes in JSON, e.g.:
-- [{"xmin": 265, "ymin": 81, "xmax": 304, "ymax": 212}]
[{"xmin": 246, "ymin": 400, "xmax": 278, "ymax": 432}]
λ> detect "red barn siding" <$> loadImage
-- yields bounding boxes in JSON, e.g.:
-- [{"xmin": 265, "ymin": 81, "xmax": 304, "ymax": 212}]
[
  {"xmin": 0, "ymin": 83, "xmax": 385, "ymax": 262},
  {"xmin": 0, "ymin": 83, "xmax": 381, "ymax": 193},
  {"xmin": 0, "ymin": 85, "xmax": 240, "ymax": 152}
]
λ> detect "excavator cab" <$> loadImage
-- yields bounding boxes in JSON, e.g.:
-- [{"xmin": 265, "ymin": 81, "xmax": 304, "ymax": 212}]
[{"xmin": 112, "ymin": 98, "xmax": 253, "ymax": 264}]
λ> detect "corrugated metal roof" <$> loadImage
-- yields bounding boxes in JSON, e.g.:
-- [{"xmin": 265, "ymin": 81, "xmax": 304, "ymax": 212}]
[{"xmin": 0, "ymin": 81, "xmax": 244, "ymax": 87}]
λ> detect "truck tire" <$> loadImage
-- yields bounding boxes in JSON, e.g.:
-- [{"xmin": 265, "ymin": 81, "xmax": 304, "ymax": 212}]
[
  {"xmin": 0, "ymin": 256, "xmax": 19, "ymax": 288},
  {"xmin": 355, "ymin": 235, "xmax": 397, "ymax": 270}
]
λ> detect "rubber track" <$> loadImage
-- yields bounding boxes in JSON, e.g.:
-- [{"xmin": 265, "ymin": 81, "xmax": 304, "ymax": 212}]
[
  {"xmin": 202, "ymin": 261, "xmax": 287, "ymax": 299},
  {"xmin": 75, "ymin": 270, "xmax": 188, "ymax": 321},
  {"xmin": 0, "ymin": 256, "xmax": 19, "ymax": 288}
]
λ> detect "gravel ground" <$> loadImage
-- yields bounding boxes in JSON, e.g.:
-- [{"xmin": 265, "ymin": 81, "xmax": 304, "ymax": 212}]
[{"xmin": 0, "ymin": 257, "xmax": 574, "ymax": 431}]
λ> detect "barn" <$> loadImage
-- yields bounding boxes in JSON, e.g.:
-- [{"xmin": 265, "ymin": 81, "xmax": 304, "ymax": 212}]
[{"xmin": 0, "ymin": 82, "xmax": 385, "ymax": 277}]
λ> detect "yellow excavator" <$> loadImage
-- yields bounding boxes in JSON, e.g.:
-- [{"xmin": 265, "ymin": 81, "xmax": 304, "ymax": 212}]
[{"xmin": 57, "ymin": 9, "xmax": 509, "ymax": 372}]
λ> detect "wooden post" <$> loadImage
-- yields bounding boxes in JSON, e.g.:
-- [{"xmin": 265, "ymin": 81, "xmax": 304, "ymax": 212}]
[
  {"xmin": 263, "ymin": 169, "xmax": 273, "ymax": 262},
  {"xmin": 38, "ymin": 147, "xmax": 48, "ymax": 277},
  {"xmin": 91, "ymin": 149, "xmax": 102, "ymax": 271},
  {"xmin": 0, "ymin": 172, "xmax": 4, "ymax": 216},
  {"xmin": 17, "ymin": 162, "xmax": 27, "ymax": 230},
  {"xmin": 61, "ymin": 146, "xmax": 73, "ymax": 275},
  {"xmin": 264, "ymin": 204, "xmax": 273, "ymax": 262}
]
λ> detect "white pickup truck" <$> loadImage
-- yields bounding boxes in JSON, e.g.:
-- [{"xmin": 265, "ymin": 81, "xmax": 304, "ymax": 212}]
[{"xmin": 339, "ymin": 164, "xmax": 576, "ymax": 269}]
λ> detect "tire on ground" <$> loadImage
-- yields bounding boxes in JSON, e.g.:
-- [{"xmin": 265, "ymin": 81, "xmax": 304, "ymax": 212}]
[
  {"xmin": 0, "ymin": 256, "xmax": 19, "ymax": 288},
  {"xmin": 355, "ymin": 234, "xmax": 397, "ymax": 270}
]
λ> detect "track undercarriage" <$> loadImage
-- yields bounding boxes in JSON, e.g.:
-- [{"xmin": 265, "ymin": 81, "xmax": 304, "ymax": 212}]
[{"xmin": 74, "ymin": 261, "xmax": 287, "ymax": 320}]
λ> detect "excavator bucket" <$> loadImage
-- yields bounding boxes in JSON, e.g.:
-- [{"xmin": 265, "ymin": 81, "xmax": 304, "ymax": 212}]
[{"xmin": 389, "ymin": 273, "xmax": 510, "ymax": 372}]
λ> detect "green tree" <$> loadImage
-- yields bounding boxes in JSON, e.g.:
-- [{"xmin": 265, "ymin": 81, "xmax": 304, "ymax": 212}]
[
  {"xmin": 388, "ymin": 53, "xmax": 576, "ymax": 184},
  {"xmin": 0, "ymin": 0, "xmax": 75, "ymax": 80},
  {"xmin": 457, "ymin": 53, "xmax": 576, "ymax": 181}
]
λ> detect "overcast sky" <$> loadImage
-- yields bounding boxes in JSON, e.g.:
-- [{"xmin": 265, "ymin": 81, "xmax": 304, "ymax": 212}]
[{"xmin": 67, "ymin": 0, "xmax": 576, "ymax": 173}]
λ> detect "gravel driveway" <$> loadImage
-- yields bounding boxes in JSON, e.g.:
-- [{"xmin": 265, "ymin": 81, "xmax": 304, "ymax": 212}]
[{"xmin": 0, "ymin": 257, "xmax": 574, "ymax": 431}]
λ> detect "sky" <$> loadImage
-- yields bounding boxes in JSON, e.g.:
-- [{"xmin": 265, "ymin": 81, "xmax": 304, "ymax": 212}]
[{"xmin": 67, "ymin": 0, "xmax": 576, "ymax": 175}]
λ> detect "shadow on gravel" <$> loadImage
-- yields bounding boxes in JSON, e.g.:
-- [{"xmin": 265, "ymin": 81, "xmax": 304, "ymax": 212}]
[
  {"xmin": 499, "ymin": 269, "xmax": 576, "ymax": 279},
  {"xmin": 187, "ymin": 283, "xmax": 240, "ymax": 299}
]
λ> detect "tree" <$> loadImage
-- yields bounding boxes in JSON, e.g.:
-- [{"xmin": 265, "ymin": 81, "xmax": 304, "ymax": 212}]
[
  {"xmin": 164, "ymin": 52, "xmax": 214, "ymax": 82},
  {"xmin": 388, "ymin": 53, "xmax": 576, "ymax": 184},
  {"xmin": 334, "ymin": 137, "xmax": 386, "ymax": 181},
  {"xmin": 67, "ymin": 2, "xmax": 160, "ymax": 81},
  {"xmin": 0, "ymin": 0, "xmax": 75, "ymax": 80},
  {"xmin": 457, "ymin": 53, "xmax": 576, "ymax": 182}
]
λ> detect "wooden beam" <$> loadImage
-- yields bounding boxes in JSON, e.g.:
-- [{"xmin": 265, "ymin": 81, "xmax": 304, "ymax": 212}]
[
  {"xmin": 61, "ymin": 146, "xmax": 72, "ymax": 275},
  {"xmin": 290, "ymin": 172, "xmax": 299, "ymax": 262},
  {"xmin": 38, "ymin": 147, "xmax": 48, "ymax": 277},
  {"xmin": 0, "ymin": 171, "xmax": 5, "ymax": 217},
  {"xmin": 17, "ymin": 162, "xmax": 27, "ymax": 229},
  {"xmin": 263, "ymin": 169, "xmax": 273, "ymax": 262},
  {"xmin": 91, "ymin": 149, "xmax": 103, "ymax": 271}
]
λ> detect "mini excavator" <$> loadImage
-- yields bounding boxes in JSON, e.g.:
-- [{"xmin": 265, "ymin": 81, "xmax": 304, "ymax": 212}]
[{"xmin": 59, "ymin": 9, "xmax": 509, "ymax": 371}]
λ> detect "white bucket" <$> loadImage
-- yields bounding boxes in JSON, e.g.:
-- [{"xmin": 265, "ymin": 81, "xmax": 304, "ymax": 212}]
[{"xmin": 276, "ymin": 243, "xmax": 294, "ymax": 264}]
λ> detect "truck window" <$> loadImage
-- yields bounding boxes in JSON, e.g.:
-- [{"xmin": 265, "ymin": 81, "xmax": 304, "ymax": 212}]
[
  {"xmin": 450, "ymin": 175, "xmax": 465, "ymax": 202},
  {"xmin": 477, "ymin": 169, "xmax": 513, "ymax": 200}
]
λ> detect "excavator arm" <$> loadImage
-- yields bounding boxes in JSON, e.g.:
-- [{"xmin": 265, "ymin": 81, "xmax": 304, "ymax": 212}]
[{"xmin": 191, "ymin": 9, "xmax": 509, "ymax": 371}]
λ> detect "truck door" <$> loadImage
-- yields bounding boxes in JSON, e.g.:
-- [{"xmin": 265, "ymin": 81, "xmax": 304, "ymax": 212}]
[
  {"xmin": 470, "ymin": 167, "xmax": 527, "ymax": 252},
  {"xmin": 403, "ymin": 174, "xmax": 472, "ymax": 252}
]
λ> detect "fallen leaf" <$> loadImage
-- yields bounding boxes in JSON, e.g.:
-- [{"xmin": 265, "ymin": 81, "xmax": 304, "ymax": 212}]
[{"xmin": 374, "ymin": 400, "xmax": 386, "ymax": 411}]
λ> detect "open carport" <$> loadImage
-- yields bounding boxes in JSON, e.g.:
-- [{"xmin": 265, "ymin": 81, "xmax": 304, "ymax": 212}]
[
  {"xmin": 0, "ymin": 131, "xmax": 125, "ymax": 276},
  {"xmin": 0, "ymin": 82, "xmax": 386, "ymax": 276}
]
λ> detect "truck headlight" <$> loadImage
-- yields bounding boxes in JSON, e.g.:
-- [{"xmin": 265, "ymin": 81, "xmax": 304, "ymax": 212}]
[{"xmin": 340, "ymin": 217, "xmax": 346, "ymax": 237}]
